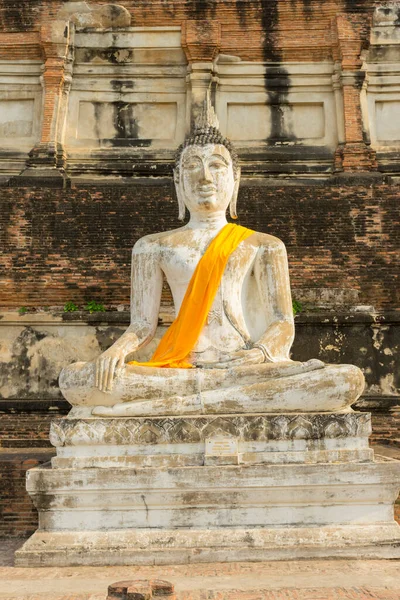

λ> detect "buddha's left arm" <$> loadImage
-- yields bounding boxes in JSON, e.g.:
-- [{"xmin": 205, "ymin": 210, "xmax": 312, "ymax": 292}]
[{"xmin": 253, "ymin": 237, "xmax": 295, "ymax": 361}]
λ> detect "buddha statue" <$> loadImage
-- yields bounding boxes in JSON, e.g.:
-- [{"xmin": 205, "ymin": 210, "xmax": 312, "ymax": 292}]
[{"xmin": 59, "ymin": 103, "xmax": 364, "ymax": 417}]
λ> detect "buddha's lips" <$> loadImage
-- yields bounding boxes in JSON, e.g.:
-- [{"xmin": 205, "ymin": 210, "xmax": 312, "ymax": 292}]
[{"xmin": 198, "ymin": 186, "xmax": 217, "ymax": 197}]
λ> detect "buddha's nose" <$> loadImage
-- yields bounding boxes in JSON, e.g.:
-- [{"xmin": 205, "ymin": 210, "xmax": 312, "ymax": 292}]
[{"xmin": 200, "ymin": 162, "xmax": 213, "ymax": 182}]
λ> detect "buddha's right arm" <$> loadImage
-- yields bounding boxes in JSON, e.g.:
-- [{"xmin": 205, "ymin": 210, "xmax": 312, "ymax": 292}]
[{"xmin": 95, "ymin": 238, "xmax": 163, "ymax": 391}]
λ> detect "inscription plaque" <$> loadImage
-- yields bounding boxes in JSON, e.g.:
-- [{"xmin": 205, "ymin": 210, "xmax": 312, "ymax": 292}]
[{"xmin": 205, "ymin": 437, "xmax": 238, "ymax": 456}]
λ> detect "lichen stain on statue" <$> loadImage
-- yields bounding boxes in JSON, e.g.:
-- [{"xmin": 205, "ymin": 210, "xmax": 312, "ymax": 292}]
[{"xmin": 59, "ymin": 99, "xmax": 365, "ymax": 417}]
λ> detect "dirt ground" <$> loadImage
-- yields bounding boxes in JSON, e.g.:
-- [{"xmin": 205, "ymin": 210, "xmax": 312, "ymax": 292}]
[{"xmin": 0, "ymin": 538, "xmax": 399, "ymax": 600}]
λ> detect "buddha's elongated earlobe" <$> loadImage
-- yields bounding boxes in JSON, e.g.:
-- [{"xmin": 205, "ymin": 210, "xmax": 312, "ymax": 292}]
[
  {"xmin": 173, "ymin": 168, "xmax": 186, "ymax": 221},
  {"xmin": 178, "ymin": 194, "xmax": 186, "ymax": 221},
  {"xmin": 229, "ymin": 167, "xmax": 241, "ymax": 220}
]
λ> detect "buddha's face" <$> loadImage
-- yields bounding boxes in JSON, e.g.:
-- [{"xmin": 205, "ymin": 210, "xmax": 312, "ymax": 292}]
[{"xmin": 178, "ymin": 144, "xmax": 236, "ymax": 215}]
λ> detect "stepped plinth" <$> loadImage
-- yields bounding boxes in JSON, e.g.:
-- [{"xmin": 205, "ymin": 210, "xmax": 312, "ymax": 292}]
[{"xmin": 15, "ymin": 411, "xmax": 400, "ymax": 566}]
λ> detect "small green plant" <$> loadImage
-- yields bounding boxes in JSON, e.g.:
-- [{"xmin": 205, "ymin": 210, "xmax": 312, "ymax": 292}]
[
  {"xmin": 18, "ymin": 306, "xmax": 28, "ymax": 315},
  {"xmin": 64, "ymin": 301, "xmax": 79, "ymax": 313},
  {"xmin": 292, "ymin": 300, "xmax": 303, "ymax": 315},
  {"xmin": 85, "ymin": 300, "xmax": 106, "ymax": 314}
]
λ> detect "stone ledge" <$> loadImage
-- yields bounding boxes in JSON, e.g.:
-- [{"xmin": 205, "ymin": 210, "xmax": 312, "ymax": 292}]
[
  {"xmin": 50, "ymin": 412, "xmax": 372, "ymax": 447},
  {"xmin": 49, "ymin": 412, "xmax": 374, "ymax": 468},
  {"xmin": 2, "ymin": 309, "xmax": 399, "ymax": 326},
  {"xmin": 0, "ymin": 448, "xmax": 55, "ymax": 461},
  {"xmin": 2, "ymin": 173, "xmax": 398, "ymax": 190},
  {"xmin": 15, "ymin": 523, "xmax": 400, "ymax": 566},
  {"xmin": 52, "ymin": 447, "xmax": 374, "ymax": 469}
]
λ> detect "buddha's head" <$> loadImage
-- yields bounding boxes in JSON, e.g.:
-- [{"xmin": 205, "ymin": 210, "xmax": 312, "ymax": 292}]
[{"xmin": 174, "ymin": 102, "xmax": 240, "ymax": 221}]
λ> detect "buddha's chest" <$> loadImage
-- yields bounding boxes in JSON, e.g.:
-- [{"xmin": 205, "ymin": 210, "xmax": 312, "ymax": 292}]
[{"xmin": 159, "ymin": 241, "xmax": 257, "ymax": 288}]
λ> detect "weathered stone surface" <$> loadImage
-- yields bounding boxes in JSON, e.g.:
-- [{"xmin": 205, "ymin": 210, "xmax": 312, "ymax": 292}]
[
  {"xmin": 2, "ymin": 3, "xmax": 400, "ymax": 176},
  {"xmin": 366, "ymin": 3, "xmax": 400, "ymax": 174},
  {"xmin": 50, "ymin": 412, "xmax": 372, "ymax": 446},
  {"xmin": 15, "ymin": 458, "xmax": 400, "ymax": 565},
  {"xmin": 48, "ymin": 412, "xmax": 374, "ymax": 468},
  {"xmin": 15, "ymin": 524, "xmax": 400, "ymax": 567}
]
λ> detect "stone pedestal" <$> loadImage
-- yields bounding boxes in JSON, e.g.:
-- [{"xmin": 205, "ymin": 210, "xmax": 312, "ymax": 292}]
[
  {"xmin": 48, "ymin": 412, "xmax": 374, "ymax": 468},
  {"xmin": 15, "ymin": 412, "xmax": 400, "ymax": 566}
]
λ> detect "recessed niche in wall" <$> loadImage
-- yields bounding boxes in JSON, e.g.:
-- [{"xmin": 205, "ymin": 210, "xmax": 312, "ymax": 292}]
[
  {"xmin": 0, "ymin": 99, "xmax": 34, "ymax": 138},
  {"xmin": 375, "ymin": 101, "xmax": 400, "ymax": 142},
  {"xmin": 77, "ymin": 101, "xmax": 178, "ymax": 144},
  {"xmin": 226, "ymin": 102, "xmax": 325, "ymax": 142}
]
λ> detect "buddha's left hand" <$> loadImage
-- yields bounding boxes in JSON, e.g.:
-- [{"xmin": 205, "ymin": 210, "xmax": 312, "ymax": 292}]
[{"xmin": 203, "ymin": 348, "xmax": 265, "ymax": 369}]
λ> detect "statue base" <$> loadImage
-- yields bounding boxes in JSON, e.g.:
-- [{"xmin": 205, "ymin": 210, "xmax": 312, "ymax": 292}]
[
  {"xmin": 48, "ymin": 412, "xmax": 374, "ymax": 468},
  {"xmin": 15, "ymin": 412, "xmax": 400, "ymax": 566}
]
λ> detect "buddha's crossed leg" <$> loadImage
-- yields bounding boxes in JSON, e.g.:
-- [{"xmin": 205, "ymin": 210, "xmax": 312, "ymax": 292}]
[{"xmin": 59, "ymin": 359, "xmax": 364, "ymax": 416}]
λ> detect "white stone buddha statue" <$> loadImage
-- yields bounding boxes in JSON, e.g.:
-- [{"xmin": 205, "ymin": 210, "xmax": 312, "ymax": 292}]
[{"xmin": 59, "ymin": 104, "xmax": 364, "ymax": 417}]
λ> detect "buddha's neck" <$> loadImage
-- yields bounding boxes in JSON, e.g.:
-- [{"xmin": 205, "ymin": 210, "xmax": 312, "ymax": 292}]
[{"xmin": 187, "ymin": 211, "xmax": 228, "ymax": 231}]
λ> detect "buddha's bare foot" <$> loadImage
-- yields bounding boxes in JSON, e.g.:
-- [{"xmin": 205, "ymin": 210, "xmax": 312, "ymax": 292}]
[
  {"xmin": 91, "ymin": 403, "xmax": 154, "ymax": 417},
  {"xmin": 91, "ymin": 397, "xmax": 183, "ymax": 417},
  {"xmin": 92, "ymin": 402, "xmax": 154, "ymax": 417},
  {"xmin": 92, "ymin": 394, "xmax": 202, "ymax": 417},
  {"xmin": 301, "ymin": 359, "xmax": 324, "ymax": 371},
  {"xmin": 91, "ymin": 405, "xmax": 117, "ymax": 417}
]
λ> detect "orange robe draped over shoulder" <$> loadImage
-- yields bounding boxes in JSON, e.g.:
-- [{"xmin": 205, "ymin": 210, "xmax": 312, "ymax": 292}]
[{"xmin": 128, "ymin": 223, "xmax": 254, "ymax": 369}]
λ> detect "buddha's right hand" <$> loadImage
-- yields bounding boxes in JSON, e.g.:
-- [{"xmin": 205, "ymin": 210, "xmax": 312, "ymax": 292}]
[{"xmin": 95, "ymin": 346, "xmax": 129, "ymax": 392}]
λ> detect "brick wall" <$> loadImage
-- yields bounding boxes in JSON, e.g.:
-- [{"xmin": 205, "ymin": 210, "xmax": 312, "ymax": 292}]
[
  {"xmin": 0, "ymin": 450, "xmax": 54, "ymax": 536},
  {"xmin": 0, "ymin": 403, "xmax": 65, "ymax": 536},
  {"xmin": 0, "ymin": 412, "xmax": 59, "ymax": 449},
  {"xmin": 0, "ymin": 1, "xmax": 376, "ymax": 60},
  {"xmin": 370, "ymin": 412, "xmax": 400, "ymax": 447},
  {"xmin": 1, "ymin": 180, "xmax": 399, "ymax": 310}
]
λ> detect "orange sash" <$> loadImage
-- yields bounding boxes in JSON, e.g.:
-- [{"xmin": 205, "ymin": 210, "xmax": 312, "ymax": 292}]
[{"xmin": 128, "ymin": 223, "xmax": 254, "ymax": 369}]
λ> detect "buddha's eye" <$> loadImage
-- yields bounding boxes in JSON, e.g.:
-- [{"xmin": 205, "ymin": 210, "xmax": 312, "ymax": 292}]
[
  {"xmin": 209, "ymin": 161, "xmax": 226, "ymax": 170},
  {"xmin": 185, "ymin": 161, "xmax": 200, "ymax": 170}
]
